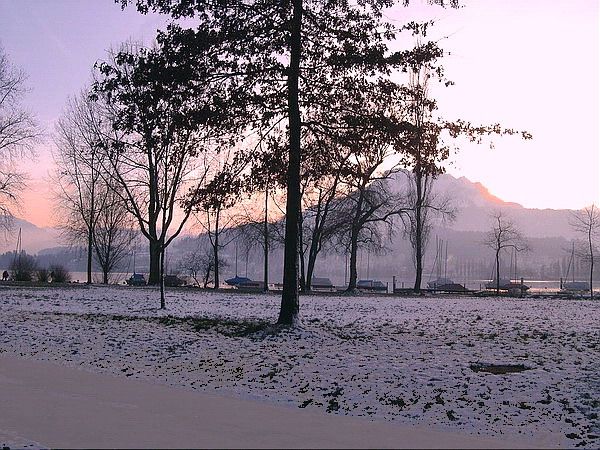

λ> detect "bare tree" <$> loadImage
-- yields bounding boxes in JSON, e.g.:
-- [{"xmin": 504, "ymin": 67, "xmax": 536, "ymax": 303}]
[
  {"xmin": 189, "ymin": 149, "xmax": 245, "ymax": 289},
  {"xmin": 397, "ymin": 68, "xmax": 452, "ymax": 294},
  {"xmin": 92, "ymin": 43, "xmax": 232, "ymax": 308},
  {"xmin": 330, "ymin": 174, "xmax": 408, "ymax": 292},
  {"xmin": 570, "ymin": 204, "xmax": 599, "ymax": 299},
  {"xmin": 180, "ymin": 242, "xmax": 230, "ymax": 288},
  {"xmin": 92, "ymin": 184, "xmax": 135, "ymax": 284},
  {"xmin": 398, "ymin": 170, "xmax": 455, "ymax": 293},
  {"xmin": 235, "ymin": 193, "xmax": 285, "ymax": 290},
  {"xmin": 300, "ymin": 174, "xmax": 346, "ymax": 291},
  {"xmin": 193, "ymin": 206, "xmax": 237, "ymax": 289},
  {"xmin": 53, "ymin": 92, "xmax": 107, "ymax": 284},
  {"xmin": 0, "ymin": 46, "xmax": 41, "ymax": 232},
  {"xmin": 483, "ymin": 211, "xmax": 529, "ymax": 294}
]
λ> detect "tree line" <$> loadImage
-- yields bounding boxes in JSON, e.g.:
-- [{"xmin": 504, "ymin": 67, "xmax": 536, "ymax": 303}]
[{"xmin": 2, "ymin": 1, "xmax": 552, "ymax": 322}]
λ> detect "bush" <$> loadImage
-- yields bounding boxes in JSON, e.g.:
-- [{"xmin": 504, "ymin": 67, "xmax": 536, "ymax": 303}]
[
  {"xmin": 50, "ymin": 264, "xmax": 71, "ymax": 283},
  {"xmin": 36, "ymin": 268, "xmax": 50, "ymax": 283},
  {"xmin": 9, "ymin": 253, "xmax": 37, "ymax": 281}
]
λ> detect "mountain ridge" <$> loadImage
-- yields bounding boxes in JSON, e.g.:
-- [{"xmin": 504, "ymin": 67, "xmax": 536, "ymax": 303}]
[{"xmin": 0, "ymin": 174, "xmax": 580, "ymax": 254}]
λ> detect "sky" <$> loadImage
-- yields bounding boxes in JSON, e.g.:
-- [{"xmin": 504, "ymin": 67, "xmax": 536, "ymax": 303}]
[{"xmin": 0, "ymin": 0, "xmax": 598, "ymax": 228}]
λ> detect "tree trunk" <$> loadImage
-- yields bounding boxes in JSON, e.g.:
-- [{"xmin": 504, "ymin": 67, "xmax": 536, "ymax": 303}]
[
  {"xmin": 278, "ymin": 0, "xmax": 302, "ymax": 326},
  {"xmin": 413, "ymin": 169, "xmax": 423, "ymax": 294},
  {"xmin": 263, "ymin": 186, "xmax": 269, "ymax": 293},
  {"xmin": 299, "ymin": 216, "xmax": 306, "ymax": 292},
  {"xmin": 159, "ymin": 247, "xmax": 165, "ymax": 309},
  {"xmin": 213, "ymin": 212, "xmax": 220, "ymax": 289},
  {"xmin": 102, "ymin": 269, "xmax": 108, "ymax": 285},
  {"xmin": 148, "ymin": 239, "xmax": 161, "ymax": 285},
  {"xmin": 86, "ymin": 227, "xmax": 93, "ymax": 284},
  {"xmin": 413, "ymin": 210, "xmax": 423, "ymax": 294},
  {"xmin": 346, "ymin": 227, "xmax": 359, "ymax": 291},
  {"xmin": 495, "ymin": 248, "xmax": 501, "ymax": 295},
  {"xmin": 306, "ymin": 190, "xmax": 333, "ymax": 292},
  {"xmin": 305, "ymin": 234, "xmax": 320, "ymax": 292},
  {"xmin": 203, "ymin": 263, "xmax": 211, "ymax": 289},
  {"xmin": 589, "ymin": 229, "xmax": 594, "ymax": 299}
]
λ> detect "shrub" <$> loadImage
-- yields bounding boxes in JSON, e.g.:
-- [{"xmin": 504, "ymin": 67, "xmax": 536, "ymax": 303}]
[
  {"xmin": 50, "ymin": 264, "xmax": 71, "ymax": 283},
  {"xmin": 9, "ymin": 253, "xmax": 37, "ymax": 282},
  {"xmin": 36, "ymin": 268, "xmax": 50, "ymax": 283}
]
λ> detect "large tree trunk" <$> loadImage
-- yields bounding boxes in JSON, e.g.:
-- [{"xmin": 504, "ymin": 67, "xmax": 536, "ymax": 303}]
[
  {"xmin": 413, "ymin": 170, "xmax": 423, "ymax": 294},
  {"xmin": 413, "ymin": 208, "xmax": 423, "ymax": 293},
  {"xmin": 263, "ymin": 186, "xmax": 269, "ymax": 293},
  {"xmin": 413, "ymin": 234, "xmax": 422, "ymax": 293},
  {"xmin": 148, "ymin": 239, "xmax": 161, "ymax": 285},
  {"xmin": 298, "ymin": 214, "xmax": 306, "ymax": 292},
  {"xmin": 346, "ymin": 227, "xmax": 359, "ymax": 291},
  {"xmin": 278, "ymin": 0, "xmax": 302, "ymax": 326},
  {"xmin": 213, "ymin": 211, "xmax": 220, "ymax": 289},
  {"xmin": 102, "ymin": 269, "xmax": 108, "ymax": 285},
  {"xmin": 159, "ymin": 247, "xmax": 165, "ymax": 309}
]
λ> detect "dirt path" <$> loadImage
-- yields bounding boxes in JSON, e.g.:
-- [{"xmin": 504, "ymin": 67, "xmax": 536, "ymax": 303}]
[{"xmin": 0, "ymin": 355, "xmax": 555, "ymax": 449}]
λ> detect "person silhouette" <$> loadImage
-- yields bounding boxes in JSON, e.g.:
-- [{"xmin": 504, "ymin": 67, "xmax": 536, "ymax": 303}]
[{"xmin": 2, "ymin": 270, "xmax": 8, "ymax": 281}]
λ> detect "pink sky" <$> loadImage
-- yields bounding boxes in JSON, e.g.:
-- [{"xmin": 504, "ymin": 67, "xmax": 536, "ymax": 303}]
[{"xmin": 0, "ymin": 0, "xmax": 598, "ymax": 228}]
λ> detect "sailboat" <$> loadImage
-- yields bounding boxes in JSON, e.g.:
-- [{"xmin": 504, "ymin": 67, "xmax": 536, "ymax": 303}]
[
  {"xmin": 226, "ymin": 241, "xmax": 251, "ymax": 287},
  {"xmin": 126, "ymin": 240, "xmax": 146, "ymax": 286},
  {"xmin": 485, "ymin": 247, "xmax": 529, "ymax": 292},
  {"xmin": 427, "ymin": 237, "xmax": 467, "ymax": 292},
  {"xmin": 562, "ymin": 242, "xmax": 587, "ymax": 291}
]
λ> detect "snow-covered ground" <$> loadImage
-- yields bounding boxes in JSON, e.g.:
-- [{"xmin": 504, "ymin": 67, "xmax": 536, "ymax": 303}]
[{"xmin": 0, "ymin": 285, "xmax": 598, "ymax": 447}]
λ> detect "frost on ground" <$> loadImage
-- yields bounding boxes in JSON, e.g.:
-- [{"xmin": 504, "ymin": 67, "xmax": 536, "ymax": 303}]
[{"xmin": 0, "ymin": 285, "xmax": 598, "ymax": 447}]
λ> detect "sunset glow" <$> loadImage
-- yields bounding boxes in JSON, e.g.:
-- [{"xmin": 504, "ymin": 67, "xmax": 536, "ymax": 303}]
[{"xmin": 0, "ymin": 0, "xmax": 598, "ymax": 227}]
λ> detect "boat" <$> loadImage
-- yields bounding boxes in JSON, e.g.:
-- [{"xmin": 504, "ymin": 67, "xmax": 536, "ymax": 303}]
[
  {"xmin": 164, "ymin": 274, "xmax": 185, "ymax": 287},
  {"xmin": 485, "ymin": 278, "xmax": 529, "ymax": 292},
  {"xmin": 561, "ymin": 242, "xmax": 588, "ymax": 292},
  {"xmin": 225, "ymin": 275, "xmax": 252, "ymax": 286},
  {"xmin": 311, "ymin": 277, "xmax": 335, "ymax": 291},
  {"xmin": 126, "ymin": 273, "xmax": 146, "ymax": 286},
  {"xmin": 427, "ymin": 237, "xmax": 467, "ymax": 291},
  {"xmin": 485, "ymin": 247, "xmax": 529, "ymax": 293},
  {"xmin": 428, "ymin": 277, "xmax": 454, "ymax": 289},
  {"xmin": 562, "ymin": 281, "xmax": 588, "ymax": 291},
  {"xmin": 357, "ymin": 279, "xmax": 387, "ymax": 291},
  {"xmin": 434, "ymin": 282, "xmax": 470, "ymax": 293}
]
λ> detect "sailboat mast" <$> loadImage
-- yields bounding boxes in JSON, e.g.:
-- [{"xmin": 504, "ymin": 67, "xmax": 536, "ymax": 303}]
[
  {"xmin": 572, "ymin": 241, "xmax": 575, "ymax": 282},
  {"xmin": 235, "ymin": 241, "xmax": 238, "ymax": 277},
  {"xmin": 514, "ymin": 247, "xmax": 518, "ymax": 281},
  {"xmin": 13, "ymin": 227, "xmax": 22, "ymax": 265},
  {"xmin": 444, "ymin": 240, "xmax": 448, "ymax": 280}
]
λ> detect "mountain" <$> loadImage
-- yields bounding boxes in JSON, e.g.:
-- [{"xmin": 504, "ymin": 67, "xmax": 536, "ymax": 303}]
[
  {"xmin": 424, "ymin": 174, "xmax": 577, "ymax": 239},
  {"xmin": 0, "ymin": 174, "xmax": 580, "ymax": 268},
  {"xmin": 0, "ymin": 218, "xmax": 61, "ymax": 254}
]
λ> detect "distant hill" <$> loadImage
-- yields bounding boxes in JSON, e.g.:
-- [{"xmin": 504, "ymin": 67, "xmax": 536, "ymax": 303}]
[
  {"xmin": 0, "ymin": 174, "xmax": 581, "ymax": 263},
  {"xmin": 420, "ymin": 174, "xmax": 577, "ymax": 239},
  {"xmin": 0, "ymin": 218, "xmax": 61, "ymax": 254}
]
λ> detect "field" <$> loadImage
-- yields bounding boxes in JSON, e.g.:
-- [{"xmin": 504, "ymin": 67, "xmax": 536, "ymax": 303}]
[{"xmin": 0, "ymin": 285, "xmax": 598, "ymax": 447}]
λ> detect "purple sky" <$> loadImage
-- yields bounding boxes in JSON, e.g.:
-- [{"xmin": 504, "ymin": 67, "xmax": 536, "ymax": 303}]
[{"xmin": 0, "ymin": 0, "xmax": 598, "ymax": 227}]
